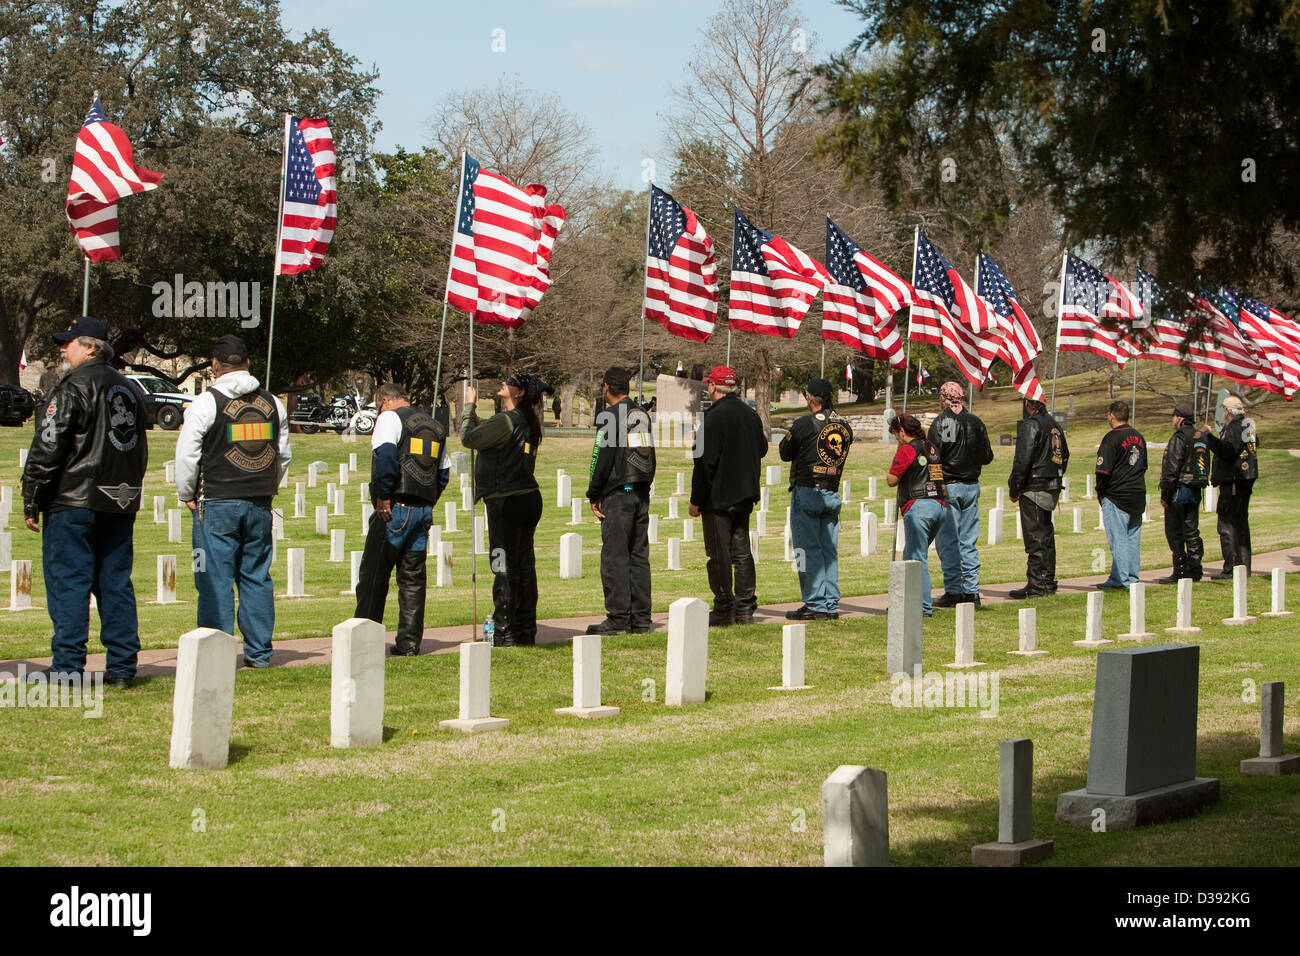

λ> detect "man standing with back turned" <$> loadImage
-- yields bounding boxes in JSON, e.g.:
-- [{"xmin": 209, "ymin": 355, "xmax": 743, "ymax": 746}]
[
  {"xmin": 1158, "ymin": 403, "xmax": 1206, "ymax": 583},
  {"xmin": 928, "ymin": 381, "xmax": 994, "ymax": 608},
  {"xmin": 1203, "ymin": 394, "xmax": 1258, "ymax": 578},
  {"xmin": 1008, "ymin": 397, "xmax": 1069, "ymax": 599},
  {"xmin": 175, "ymin": 334, "xmax": 291, "ymax": 668},
  {"xmin": 1094, "ymin": 400, "xmax": 1147, "ymax": 590}
]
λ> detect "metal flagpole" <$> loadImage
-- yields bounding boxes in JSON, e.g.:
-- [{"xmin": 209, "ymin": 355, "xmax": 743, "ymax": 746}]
[
  {"xmin": 902, "ymin": 225, "xmax": 919, "ymax": 413},
  {"xmin": 265, "ymin": 114, "xmax": 291, "ymax": 390},
  {"xmin": 726, "ymin": 328, "xmax": 732, "ymax": 368},
  {"xmin": 1191, "ymin": 371, "xmax": 1199, "ymax": 421},
  {"xmin": 1131, "ymin": 360, "xmax": 1139, "ymax": 419},
  {"xmin": 638, "ymin": 186, "xmax": 652, "ymax": 403},
  {"xmin": 820, "ymin": 340, "xmax": 826, "ymax": 378},
  {"xmin": 81, "ymin": 257, "xmax": 91, "ymax": 315},
  {"xmin": 971, "ymin": 252, "xmax": 980, "ymax": 410},
  {"xmin": 1205, "ymin": 373, "xmax": 1214, "ymax": 422},
  {"xmin": 1049, "ymin": 251, "xmax": 1069, "ymax": 413},
  {"xmin": 434, "ymin": 152, "xmax": 469, "ymax": 404},
  {"xmin": 468, "ymin": 304, "xmax": 478, "ymax": 642}
]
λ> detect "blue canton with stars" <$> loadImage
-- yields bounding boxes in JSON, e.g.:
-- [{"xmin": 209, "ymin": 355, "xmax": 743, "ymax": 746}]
[
  {"xmin": 914, "ymin": 232, "xmax": 956, "ymax": 308},
  {"xmin": 976, "ymin": 253, "xmax": 1017, "ymax": 319},
  {"xmin": 825, "ymin": 217, "xmax": 865, "ymax": 293},
  {"xmin": 1064, "ymin": 256, "xmax": 1113, "ymax": 316},
  {"xmin": 83, "ymin": 96, "xmax": 107, "ymax": 127},
  {"xmin": 284, "ymin": 118, "xmax": 325, "ymax": 205},
  {"xmin": 1242, "ymin": 296, "xmax": 1273, "ymax": 326},
  {"xmin": 455, "ymin": 154, "xmax": 481, "ymax": 237},
  {"xmin": 1202, "ymin": 284, "xmax": 1242, "ymax": 332},
  {"xmin": 732, "ymin": 209, "xmax": 771, "ymax": 277},
  {"xmin": 647, "ymin": 184, "xmax": 687, "ymax": 258}
]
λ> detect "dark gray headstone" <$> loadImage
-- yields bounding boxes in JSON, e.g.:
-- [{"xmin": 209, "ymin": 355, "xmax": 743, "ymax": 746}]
[
  {"xmin": 1000, "ymin": 739, "xmax": 1033, "ymax": 844},
  {"xmin": 1241, "ymin": 681, "xmax": 1300, "ymax": 775},
  {"xmin": 1087, "ymin": 644, "xmax": 1199, "ymax": 795}
]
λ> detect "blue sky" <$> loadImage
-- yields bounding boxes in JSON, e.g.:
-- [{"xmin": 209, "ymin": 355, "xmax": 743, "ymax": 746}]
[{"xmin": 278, "ymin": 0, "xmax": 867, "ymax": 190}]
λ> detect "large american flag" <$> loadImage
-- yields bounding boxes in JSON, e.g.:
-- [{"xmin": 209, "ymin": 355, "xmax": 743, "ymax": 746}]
[
  {"xmin": 445, "ymin": 153, "xmax": 566, "ymax": 327},
  {"xmin": 728, "ymin": 209, "xmax": 829, "ymax": 337},
  {"xmin": 643, "ymin": 184, "xmax": 718, "ymax": 342},
  {"xmin": 1059, "ymin": 255, "xmax": 1142, "ymax": 364},
  {"xmin": 1234, "ymin": 291, "xmax": 1300, "ymax": 397},
  {"xmin": 276, "ymin": 117, "xmax": 337, "ymax": 275},
  {"xmin": 822, "ymin": 217, "xmax": 909, "ymax": 367},
  {"xmin": 910, "ymin": 232, "xmax": 1005, "ymax": 385},
  {"xmin": 1242, "ymin": 297, "xmax": 1300, "ymax": 354},
  {"xmin": 65, "ymin": 96, "xmax": 162, "ymax": 263},
  {"xmin": 976, "ymin": 253, "xmax": 1044, "ymax": 401}
]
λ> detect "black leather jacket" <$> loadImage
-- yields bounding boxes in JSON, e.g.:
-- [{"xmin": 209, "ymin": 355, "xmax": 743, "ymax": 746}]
[
  {"xmin": 22, "ymin": 358, "xmax": 149, "ymax": 517},
  {"xmin": 1008, "ymin": 411, "xmax": 1069, "ymax": 497},
  {"xmin": 927, "ymin": 407, "xmax": 994, "ymax": 483},
  {"xmin": 1204, "ymin": 415, "xmax": 1258, "ymax": 485},
  {"xmin": 1160, "ymin": 423, "xmax": 1193, "ymax": 500}
]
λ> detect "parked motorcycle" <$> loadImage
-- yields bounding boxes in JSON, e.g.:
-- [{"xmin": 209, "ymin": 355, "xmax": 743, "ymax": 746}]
[
  {"xmin": 291, "ymin": 386, "xmax": 365, "ymax": 434},
  {"xmin": 347, "ymin": 395, "xmax": 379, "ymax": 435}
]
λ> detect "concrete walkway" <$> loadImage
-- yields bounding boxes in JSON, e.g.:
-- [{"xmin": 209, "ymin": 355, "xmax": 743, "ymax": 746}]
[{"xmin": 3, "ymin": 547, "xmax": 1298, "ymax": 679}]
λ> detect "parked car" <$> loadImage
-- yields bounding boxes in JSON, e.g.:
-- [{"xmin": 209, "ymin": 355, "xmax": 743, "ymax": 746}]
[
  {"xmin": 124, "ymin": 374, "xmax": 195, "ymax": 430},
  {"xmin": 0, "ymin": 385, "xmax": 35, "ymax": 426}
]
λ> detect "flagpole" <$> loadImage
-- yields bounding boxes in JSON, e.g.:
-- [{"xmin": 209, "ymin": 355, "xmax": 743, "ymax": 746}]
[
  {"xmin": 1131, "ymin": 359, "xmax": 1139, "ymax": 420},
  {"xmin": 1049, "ymin": 251, "xmax": 1068, "ymax": 413},
  {"xmin": 265, "ymin": 114, "xmax": 291, "ymax": 391},
  {"xmin": 468, "ymin": 301, "xmax": 478, "ymax": 644},
  {"xmin": 81, "ymin": 257, "xmax": 91, "ymax": 315},
  {"xmin": 434, "ymin": 152, "xmax": 469, "ymax": 405},
  {"xmin": 726, "ymin": 328, "xmax": 732, "ymax": 368},
  {"xmin": 902, "ymin": 225, "xmax": 919, "ymax": 413},
  {"xmin": 971, "ymin": 252, "xmax": 980, "ymax": 410},
  {"xmin": 638, "ymin": 186, "xmax": 653, "ymax": 403}
]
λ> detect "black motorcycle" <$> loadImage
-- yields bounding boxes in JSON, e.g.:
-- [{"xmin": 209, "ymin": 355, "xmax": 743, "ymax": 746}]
[{"xmin": 290, "ymin": 388, "xmax": 362, "ymax": 434}]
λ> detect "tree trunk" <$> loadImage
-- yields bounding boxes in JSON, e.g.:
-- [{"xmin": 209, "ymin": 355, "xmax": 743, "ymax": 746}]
[
  {"xmin": 754, "ymin": 345, "xmax": 772, "ymax": 438},
  {"xmin": 560, "ymin": 383, "xmax": 577, "ymax": 426}
]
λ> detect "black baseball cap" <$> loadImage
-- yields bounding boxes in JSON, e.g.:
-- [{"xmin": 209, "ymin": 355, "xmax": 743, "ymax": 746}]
[
  {"xmin": 1173, "ymin": 403, "xmax": 1194, "ymax": 420},
  {"xmin": 602, "ymin": 366, "xmax": 631, "ymax": 393},
  {"xmin": 52, "ymin": 316, "xmax": 108, "ymax": 344},
  {"xmin": 805, "ymin": 377, "xmax": 833, "ymax": 403},
  {"xmin": 212, "ymin": 334, "xmax": 250, "ymax": 364}
]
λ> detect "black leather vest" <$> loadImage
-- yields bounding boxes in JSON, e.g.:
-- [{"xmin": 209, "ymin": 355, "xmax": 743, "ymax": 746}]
[
  {"xmin": 897, "ymin": 438, "xmax": 946, "ymax": 508},
  {"xmin": 474, "ymin": 408, "xmax": 539, "ymax": 499},
  {"xmin": 200, "ymin": 389, "xmax": 279, "ymax": 499},
  {"xmin": 393, "ymin": 404, "xmax": 446, "ymax": 503},
  {"xmin": 789, "ymin": 411, "xmax": 853, "ymax": 490},
  {"xmin": 597, "ymin": 398, "xmax": 656, "ymax": 490}
]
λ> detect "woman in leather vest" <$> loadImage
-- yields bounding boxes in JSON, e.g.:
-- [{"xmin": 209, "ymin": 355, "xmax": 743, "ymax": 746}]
[
  {"xmin": 886, "ymin": 413, "xmax": 948, "ymax": 616},
  {"xmin": 460, "ymin": 373, "xmax": 552, "ymax": 646}
]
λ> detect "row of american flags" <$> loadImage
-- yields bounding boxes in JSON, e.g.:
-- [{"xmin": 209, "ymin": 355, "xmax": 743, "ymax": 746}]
[{"xmin": 64, "ymin": 98, "xmax": 1299, "ymax": 403}]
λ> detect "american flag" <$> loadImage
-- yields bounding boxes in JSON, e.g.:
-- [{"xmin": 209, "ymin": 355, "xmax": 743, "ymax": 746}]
[
  {"xmin": 445, "ymin": 153, "xmax": 566, "ymax": 327},
  {"xmin": 1059, "ymin": 256, "xmax": 1142, "ymax": 364},
  {"xmin": 910, "ymin": 232, "xmax": 1005, "ymax": 385},
  {"xmin": 1242, "ymin": 297, "xmax": 1300, "ymax": 353},
  {"xmin": 728, "ymin": 209, "xmax": 829, "ymax": 338},
  {"xmin": 643, "ymin": 185, "xmax": 718, "ymax": 342},
  {"xmin": 65, "ymin": 96, "xmax": 162, "ymax": 263},
  {"xmin": 1235, "ymin": 292, "xmax": 1300, "ymax": 397},
  {"xmin": 276, "ymin": 117, "xmax": 337, "ymax": 275},
  {"xmin": 976, "ymin": 253, "xmax": 1044, "ymax": 401},
  {"xmin": 822, "ymin": 217, "xmax": 909, "ymax": 367}
]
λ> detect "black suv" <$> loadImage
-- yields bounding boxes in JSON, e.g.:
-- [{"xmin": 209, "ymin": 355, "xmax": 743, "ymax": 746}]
[{"xmin": 0, "ymin": 385, "xmax": 35, "ymax": 426}]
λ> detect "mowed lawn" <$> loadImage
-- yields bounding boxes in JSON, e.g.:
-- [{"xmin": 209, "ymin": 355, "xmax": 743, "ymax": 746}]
[{"xmin": 1, "ymin": 370, "xmax": 1298, "ymax": 865}]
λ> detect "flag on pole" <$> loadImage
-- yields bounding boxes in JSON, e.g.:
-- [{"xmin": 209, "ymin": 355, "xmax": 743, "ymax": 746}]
[
  {"xmin": 728, "ymin": 209, "xmax": 829, "ymax": 338},
  {"xmin": 1234, "ymin": 292, "xmax": 1300, "ymax": 397},
  {"xmin": 1059, "ymin": 255, "xmax": 1142, "ymax": 364},
  {"xmin": 975, "ymin": 253, "xmax": 1044, "ymax": 401},
  {"xmin": 445, "ymin": 153, "xmax": 567, "ymax": 327},
  {"xmin": 822, "ymin": 217, "xmax": 909, "ymax": 367},
  {"xmin": 276, "ymin": 117, "xmax": 338, "ymax": 275},
  {"xmin": 643, "ymin": 185, "xmax": 718, "ymax": 342},
  {"xmin": 915, "ymin": 361, "xmax": 929, "ymax": 388},
  {"xmin": 65, "ymin": 96, "xmax": 163, "ymax": 263},
  {"xmin": 910, "ymin": 232, "xmax": 1005, "ymax": 385},
  {"xmin": 1241, "ymin": 297, "xmax": 1300, "ymax": 354}
]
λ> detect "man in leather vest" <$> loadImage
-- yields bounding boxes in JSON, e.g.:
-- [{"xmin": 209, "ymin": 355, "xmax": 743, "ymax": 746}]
[
  {"xmin": 928, "ymin": 381, "xmax": 994, "ymax": 608},
  {"xmin": 175, "ymin": 335, "xmax": 291, "ymax": 668},
  {"xmin": 1158, "ymin": 403, "xmax": 1206, "ymax": 583},
  {"xmin": 779, "ymin": 377, "xmax": 853, "ymax": 620},
  {"xmin": 22, "ymin": 317, "xmax": 148, "ymax": 687},
  {"xmin": 1007, "ymin": 397, "xmax": 1070, "ymax": 599},
  {"xmin": 690, "ymin": 366, "xmax": 768, "ymax": 626},
  {"xmin": 1203, "ymin": 394, "xmax": 1257, "ymax": 578},
  {"xmin": 355, "ymin": 383, "xmax": 448, "ymax": 655},
  {"xmin": 585, "ymin": 366, "xmax": 656, "ymax": 635}
]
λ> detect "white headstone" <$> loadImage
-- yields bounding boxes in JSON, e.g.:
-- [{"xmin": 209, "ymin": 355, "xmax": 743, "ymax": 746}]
[
  {"xmin": 772, "ymin": 623, "xmax": 810, "ymax": 690},
  {"xmin": 676, "ymin": 471, "xmax": 685, "ymax": 495},
  {"xmin": 18, "ymin": 449, "xmax": 27, "ymax": 468},
  {"xmin": 822, "ymin": 765, "xmax": 889, "ymax": 867},
  {"xmin": 557, "ymin": 474, "xmax": 572, "ymax": 509},
  {"xmin": 569, "ymin": 497, "xmax": 583, "ymax": 525},
  {"xmin": 647, "ymin": 514, "xmax": 659, "ymax": 544},
  {"xmin": 559, "ymin": 532, "xmax": 583, "ymax": 579},
  {"xmin": 883, "ymin": 499, "xmax": 896, "ymax": 528},
  {"xmin": 342, "ymin": 550, "xmax": 363, "ymax": 595},
  {"xmin": 156, "ymin": 554, "xmax": 178, "ymax": 604},
  {"xmin": 861, "ymin": 510, "xmax": 879, "ymax": 556},
  {"xmin": 750, "ymin": 530, "xmax": 760, "ymax": 562},
  {"xmin": 307, "ymin": 467, "xmax": 318, "ymax": 488},
  {"xmin": 0, "ymin": 531, "xmax": 9, "ymax": 573},
  {"xmin": 330, "ymin": 529, "xmax": 346, "ymax": 562},
  {"xmin": 327, "ymin": 481, "xmax": 337, "ymax": 504},
  {"xmin": 683, "ymin": 518, "xmax": 695, "ymax": 542},
  {"xmin": 360, "ymin": 503, "xmax": 374, "ymax": 534},
  {"xmin": 987, "ymin": 507, "xmax": 1003, "ymax": 546},
  {"xmin": 315, "ymin": 505, "xmax": 329, "ymax": 535},
  {"xmin": 1097, "ymin": 506, "xmax": 1106, "ymax": 532},
  {"xmin": 168, "ymin": 627, "xmax": 237, "ymax": 770},
  {"xmin": 783, "ymin": 524, "xmax": 794, "ymax": 561},
  {"xmin": 435, "ymin": 542, "xmax": 453, "ymax": 587},
  {"xmin": 840, "ymin": 479, "xmax": 851, "ymax": 504},
  {"xmin": 1061, "ymin": 477, "xmax": 1071, "ymax": 503},
  {"xmin": 439, "ymin": 641, "xmax": 509, "ymax": 733},
  {"xmin": 358, "ymin": 481, "xmax": 369, "ymax": 502},
  {"xmin": 1015, "ymin": 510, "xmax": 1023, "ymax": 540},
  {"xmin": 272, "ymin": 509, "xmax": 284, "ymax": 542},
  {"xmin": 1009, "ymin": 607, "xmax": 1047, "ymax": 657},
  {"xmin": 1262, "ymin": 568, "xmax": 1293, "ymax": 618},
  {"xmin": 1118, "ymin": 581, "xmax": 1156, "ymax": 640},
  {"xmin": 165, "ymin": 460, "xmax": 176, "ymax": 484},
  {"xmin": 648, "ymin": 480, "xmax": 656, "ymax": 500},
  {"xmin": 293, "ymin": 492, "xmax": 305, "ymax": 519},
  {"xmin": 667, "ymin": 538, "xmax": 682, "ymax": 571},
  {"xmin": 555, "ymin": 634, "xmax": 619, "ymax": 718},
  {"xmin": 1074, "ymin": 591, "xmax": 1115, "ymax": 648},
  {"xmin": 333, "ymin": 488, "xmax": 346, "ymax": 516},
  {"xmin": 339, "ymin": 463, "xmax": 350, "ymax": 486},
  {"xmin": 444, "ymin": 500, "xmax": 458, "ymax": 533},
  {"xmin": 1204, "ymin": 484, "xmax": 1218, "ymax": 513},
  {"xmin": 756, "ymin": 511, "xmax": 767, "ymax": 537},
  {"xmin": 1072, "ymin": 507, "xmax": 1083, "ymax": 534},
  {"xmin": 1166, "ymin": 578, "xmax": 1202, "ymax": 635},
  {"xmin": 868, "ymin": 476, "xmax": 879, "ymax": 500},
  {"xmin": 349, "ymin": 452, "xmax": 358, "ymax": 472},
  {"xmin": 1084, "ymin": 474, "xmax": 1094, "ymax": 499},
  {"xmin": 668, "ymin": 497, "xmax": 679, "ymax": 520},
  {"xmin": 761, "ymin": 486, "xmax": 771, "ymax": 511},
  {"xmin": 8, "ymin": 559, "xmax": 31, "ymax": 610},
  {"xmin": 427, "ymin": 524, "xmax": 442, "ymax": 553},
  {"xmin": 894, "ymin": 518, "xmax": 907, "ymax": 556},
  {"xmin": 1223, "ymin": 565, "xmax": 1258, "ymax": 625},
  {"xmin": 666, "ymin": 597, "xmax": 709, "ymax": 705},
  {"xmin": 473, "ymin": 515, "xmax": 487, "ymax": 554},
  {"xmin": 154, "ymin": 495, "xmax": 166, "ymax": 524},
  {"xmin": 461, "ymin": 487, "xmax": 473, "ymax": 512},
  {"xmin": 1143, "ymin": 494, "xmax": 1152, "ymax": 524},
  {"xmin": 766, "ymin": 465, "xmax": 781, "ymax": 486},
  {"xmin": 285, "ymin": 548, "xmax": 306, "ymax": 597},
  {"xmin": 168, "ymin": 509, "xmax": 183, "ymax": 544},
  {"xmin": 946, "ymin": 603, "xmax": 985, "ymax": 667},
  {"xmin": 995, "ymin": 487, "xmax": 1005, "ymax": 510},
  {"xmin": 330, "ymin": 618, "xmax": 385, "ymax": 748}
]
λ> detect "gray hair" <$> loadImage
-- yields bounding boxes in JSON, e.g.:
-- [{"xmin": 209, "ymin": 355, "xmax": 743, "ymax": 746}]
[
  {"xmin": 78, "ymin": 336, "xmax": 114, "ymax": 361},
  {"xmin": 712, "ymin": 383, "xmax": 737, "ymax": 395}
]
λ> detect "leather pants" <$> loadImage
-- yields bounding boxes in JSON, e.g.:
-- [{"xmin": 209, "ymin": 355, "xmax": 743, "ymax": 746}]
[
  {"xmin": 1164, "ymin": 492, "xmax": 1204, "ymax": 580},
  {"xmin": 1215, "ymin": 480, "xmax": 1253, "ymax": 574},
  {"xmin": 485, "ymin": 490, "xmax": 543, "ymax": 644},
  {"xmin": 355, "ymin": 517, "xmax": 429, "ymax": 653},
  {"xmin": 1019, "ymin": 496, "xmax": 1057, "ymax": 594},
  {"xmin": 700, "ymin": 508, "xmax": 757, "ymax": 616}
]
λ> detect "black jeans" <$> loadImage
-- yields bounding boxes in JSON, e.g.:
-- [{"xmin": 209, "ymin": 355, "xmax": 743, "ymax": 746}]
[
  {"xmin": 354, "ymin": 505, "xmax": 431, "ymax": 653},
  {"xmin": 701, "ymin": 507, "xmax": 756, "ymax": 616},
  {"xmin": 485, "ymin": 490, "xmax": 543, "ymax": 643},
  {"xmin": 598, "ymin": 488, "xmax": 652, "ymax": 628},
  {"xmin": 1019, "ymin": 496, "xmax": 1057, "ymax": 594},
  {"xmin": 1216, "ymin": 479, "xmax": 1253, "ymax": 574},
  {"xmin": 1164, "ymin": 490, "xmax": 1204, "ymax": 580}
]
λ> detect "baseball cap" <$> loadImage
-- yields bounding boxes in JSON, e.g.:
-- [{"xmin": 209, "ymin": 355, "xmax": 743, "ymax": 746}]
[
  {"xmin": 212, "ymin": 334, "xmax": 250, "ymax": 364},
  {"xmin": 1223, "ymin": 395, "xmax": 1245, "ymax": 414},
  {"xmin": 705, "ymin": 365, "xmax": 737, "ymax": 386},
  {"xmin": 52, "ymin": 315, "xmax": 108, "ymax": 344},
  {"xmin": 602, "ymin": 366, "xmax": 631, "ymax": 393},
  {"xmin": 1173, "ymin": 403, "xmax": 1194, "ymax": 420},
  {"xmin": 805, "ymin": 377, "xmax": 833, "ymax": 402}
]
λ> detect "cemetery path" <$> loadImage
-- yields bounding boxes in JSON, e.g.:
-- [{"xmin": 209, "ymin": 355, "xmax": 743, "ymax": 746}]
[{"xmin": 4, "ymin": 546, "xmax": 1299, "ymax": 679}]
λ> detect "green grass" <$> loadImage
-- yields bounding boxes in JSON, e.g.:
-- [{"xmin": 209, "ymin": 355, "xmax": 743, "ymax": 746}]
[{"xmin": 1, "ymin": 365, "xmax": 1298, "ymax": 866}]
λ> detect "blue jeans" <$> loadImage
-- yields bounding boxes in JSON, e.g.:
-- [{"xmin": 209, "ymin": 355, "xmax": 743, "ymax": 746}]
[
  {"xmin": 42, "ymin": 508, "xmax": 139, "ymax": 677},
  {"xmin": 902, "ymin": 498, "xmax": 946, "ymax": 614},
  {"xmin": 789, "ymin": 485, "xmax": 842, "ymax": 612},
  {"xmin": 1100, "ymin": 496, "xmax": 1143, "ymax": 588},
  {"xmin": 192, "ymin": 499, "xmax": 275, "ymax": 665},
  {"xmin": 935, "ymin": 481, "xmax": 982, "ymax": 595}
]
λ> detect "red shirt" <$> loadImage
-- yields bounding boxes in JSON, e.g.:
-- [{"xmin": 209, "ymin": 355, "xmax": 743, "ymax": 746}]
[{"xmin": 889, "ymin": 442, "xmax": 947, "ymax": 516}]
